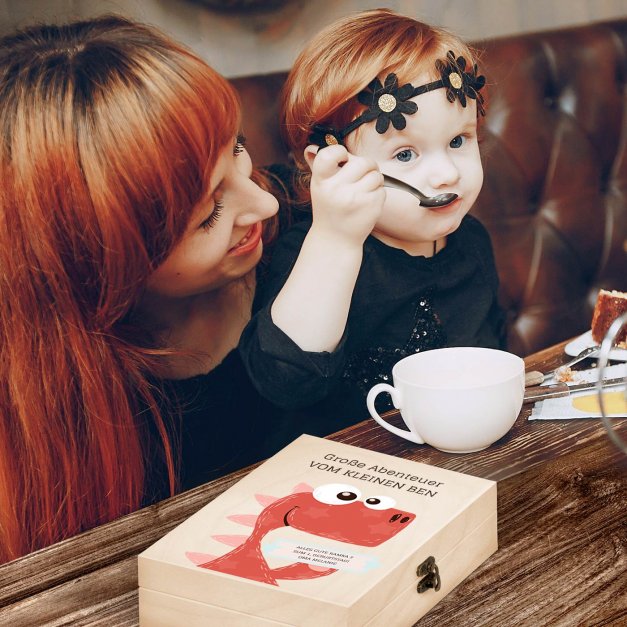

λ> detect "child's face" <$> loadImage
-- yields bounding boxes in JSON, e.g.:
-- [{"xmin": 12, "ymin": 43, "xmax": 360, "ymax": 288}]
[
  {"xmin": 346, "ymin": 74, "xmax": 483, "ymax": 254},
  {"xmin": 146, "ymin": 141, "xmax": 278, "ymax": 298}
]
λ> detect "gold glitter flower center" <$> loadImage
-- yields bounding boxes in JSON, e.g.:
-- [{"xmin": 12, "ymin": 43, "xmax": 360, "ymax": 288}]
[
  {"xmin": 449, "ymin": 72, "xmax": 463, "ymax": 89},
  {"xmin": 325, "ymin": 134, "xmax": 338, "ymax": 145},
  {"xmin": 378, "ymin": 93, "xmax": 397, "ymax": 113}
]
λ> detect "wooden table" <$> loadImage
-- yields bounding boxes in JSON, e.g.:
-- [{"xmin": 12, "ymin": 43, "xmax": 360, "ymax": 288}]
[{"xmin": 1, "ymin": 341, "xmax": 625, "ymax": 626}]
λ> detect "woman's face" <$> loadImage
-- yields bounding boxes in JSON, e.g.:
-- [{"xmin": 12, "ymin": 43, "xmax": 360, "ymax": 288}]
[{"xmin": 146, "ymin": 138, "xmax": 278, "ymax": 298}]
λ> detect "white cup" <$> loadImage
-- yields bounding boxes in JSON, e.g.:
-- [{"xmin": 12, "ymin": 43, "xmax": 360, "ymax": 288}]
[{"xmin": 366, "ymin": 347, "xmax": 525, "ymax": 453}]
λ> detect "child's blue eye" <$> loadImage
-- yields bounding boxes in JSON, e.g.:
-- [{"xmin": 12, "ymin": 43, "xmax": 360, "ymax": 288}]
[
  {"xmin": 450, "ymin": 135, "xmax": 464, "ymax": 148},
  {"xmin": 394, "ymin": 149, "xmax": 416, "ymax": 163}
]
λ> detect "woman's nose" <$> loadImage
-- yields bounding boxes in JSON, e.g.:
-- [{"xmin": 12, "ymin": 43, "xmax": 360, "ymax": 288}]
[{"xmin": 236, "ymin": 178, "xmax": 279, "ymax": 226}]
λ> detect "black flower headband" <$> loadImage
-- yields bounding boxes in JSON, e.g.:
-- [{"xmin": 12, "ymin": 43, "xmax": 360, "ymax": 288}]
[{"xmin": 309, "ymin": 51, "xmax": 486, "ymax": 148}]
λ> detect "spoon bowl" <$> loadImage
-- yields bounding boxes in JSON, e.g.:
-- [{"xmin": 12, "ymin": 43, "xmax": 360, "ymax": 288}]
[{"xmin": 382, "ymin": 174, "xmax": 457, "ymax": 208}]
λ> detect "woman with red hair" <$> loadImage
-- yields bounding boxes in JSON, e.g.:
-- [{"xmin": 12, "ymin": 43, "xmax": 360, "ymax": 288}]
[{"xmin": 0, "ymin": 15, "xmax": 281, "ymax": 562}]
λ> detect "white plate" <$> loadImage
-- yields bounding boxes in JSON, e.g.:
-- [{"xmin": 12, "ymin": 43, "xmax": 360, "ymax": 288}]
[{"xmin": 564, "ymin": 329, "xmax": 627, "ymax": 361}]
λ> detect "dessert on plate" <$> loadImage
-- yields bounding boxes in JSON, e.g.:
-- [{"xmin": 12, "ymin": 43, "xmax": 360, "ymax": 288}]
[{"xmin": 591, "ymin": 289, "xmax": 627, "ymax": 347}]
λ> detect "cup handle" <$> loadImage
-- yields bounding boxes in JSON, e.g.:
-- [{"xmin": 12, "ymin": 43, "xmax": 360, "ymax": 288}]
[{"xmin": 366, "ymin": 383, "xmax": 424, "ymax": 444}]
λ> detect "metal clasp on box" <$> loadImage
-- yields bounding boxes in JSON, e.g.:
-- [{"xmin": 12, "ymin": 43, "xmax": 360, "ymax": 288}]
[{"xmin": 416, "ymin": 556, "xmax": 441, "ymax": 593}]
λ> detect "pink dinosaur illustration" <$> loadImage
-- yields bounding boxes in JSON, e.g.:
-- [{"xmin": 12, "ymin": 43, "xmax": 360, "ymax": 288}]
[{"xmin": 186, "ymin": 483, "xmax": 415, "ymax": 586}]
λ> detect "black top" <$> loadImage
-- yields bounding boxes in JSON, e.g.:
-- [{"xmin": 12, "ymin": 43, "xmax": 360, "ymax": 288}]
[
  {"xmin": 142, "ymin": 349, "xmax": 295, "ymax": 505},
  {"xmin": 240, "ymin": 210, "xmax": 506, "ymax": 434},
  {"xmin": 141, "ymin": 162, "xmax": 506, "ymax": 501}
]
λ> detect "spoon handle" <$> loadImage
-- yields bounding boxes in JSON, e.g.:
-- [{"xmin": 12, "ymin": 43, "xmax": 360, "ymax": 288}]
[
  {"xmin": 382, "ymin": 174, "xmax": 457, "ymax": 207},
  {"xmin": 382, "ymin": 174, "xmax": 428, "ymax": 202},
  {"xmin": 547, "ymin": 345, "xmax": 601, "ymax": 381}
]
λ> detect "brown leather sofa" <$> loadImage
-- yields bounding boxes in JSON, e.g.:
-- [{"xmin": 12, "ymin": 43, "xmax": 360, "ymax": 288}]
[{"xmin": 232, "ymin": 19, "xmax": 627, "ymax": 356}]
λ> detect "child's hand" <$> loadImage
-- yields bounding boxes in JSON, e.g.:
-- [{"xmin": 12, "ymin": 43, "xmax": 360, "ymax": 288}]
[
  {"xmin": 309, "ymin": 144, "xmax": 384, "ymax": 246},
  {"xmin": 270, "ymin": 144, "xmax": 384, "ymax": 352}
]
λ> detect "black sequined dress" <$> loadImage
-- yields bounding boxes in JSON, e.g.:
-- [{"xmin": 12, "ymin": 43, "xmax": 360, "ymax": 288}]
[{"xmin": 240, "ymin": 208, "xmax": 506, "ymax": 436}]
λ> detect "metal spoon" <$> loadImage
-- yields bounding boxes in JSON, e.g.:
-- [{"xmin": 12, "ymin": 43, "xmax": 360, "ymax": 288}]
[
  {"xmin": 525, "ymin": 345, "xmax": 602, "ymax": 386},
  {"xmin": 382, "ymin": 174, "xmax": 458, "ymax": 208},
  {"xmin": 548, "ymin": 345, "xmax": 601, "ymax": 382}
]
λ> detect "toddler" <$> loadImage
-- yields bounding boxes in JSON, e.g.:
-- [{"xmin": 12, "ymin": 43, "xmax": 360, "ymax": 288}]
[{"xmin": 241, "ymin": 9, "xmax": 505, "ymax": 431}]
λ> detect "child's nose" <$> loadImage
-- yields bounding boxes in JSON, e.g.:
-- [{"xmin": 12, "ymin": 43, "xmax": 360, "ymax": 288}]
[{"xmin": 426, "ymin": 153, "xmax": 460, "ymax": 190}]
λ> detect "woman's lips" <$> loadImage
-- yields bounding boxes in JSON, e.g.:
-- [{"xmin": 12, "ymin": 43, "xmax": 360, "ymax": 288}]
[{"xmin": 229, "ymin": 222, "xmax": 263, "ymax": 256}]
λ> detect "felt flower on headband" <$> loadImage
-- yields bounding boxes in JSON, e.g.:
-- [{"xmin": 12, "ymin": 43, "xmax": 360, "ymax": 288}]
[
  {"xmin": 356, "ymin": 73, "xmax": 418, "ymax": 134},
  {"xmin": 307, "ymin": 52, "xmax": 486, "ymax": 148},
  {"xmin": 436, "ymin": 51, "xmax": 486, "ymax": 116},
  {"xmin": 308, "ymin": 124, "xmax": 344, "ymax": 148}
]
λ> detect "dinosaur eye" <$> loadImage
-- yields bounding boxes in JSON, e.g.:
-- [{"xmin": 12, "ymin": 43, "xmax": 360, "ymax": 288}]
[
  {"xmin": 364, "ymin": 495, "xmax": 396, "ymax": 510},
  {"xmin": 313, "ymin": 483, "xmax": 362, "ymax": 505}
]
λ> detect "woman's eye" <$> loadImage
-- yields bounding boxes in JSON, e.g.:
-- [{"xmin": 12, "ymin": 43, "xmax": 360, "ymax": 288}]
[
  {"xmin": 233, "ymin": 133, "xmax": 247, "ymax": 156},
  {"xmin": 449, "ymin": 135, "xmax": 465, "ymax": 149},
  {"xmin": 199, "ymin": 200, "xmax": 223, "ymax": 231},
  {"xmin": 394, "ymin": 148, "xmax": 416, "ymax": 163}
]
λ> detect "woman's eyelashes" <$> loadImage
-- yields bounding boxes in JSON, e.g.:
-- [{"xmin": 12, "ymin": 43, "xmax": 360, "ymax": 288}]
[
  {"xmin": 195, "ymin": 134, "xmax": 250, "ymax": 233},
  {"xmin": 198, "ymin": 134, "xmax": 247, "ymax": 232},
  {"xmin": 233, "ymin": 133, "xmax": 247, "ymax": 156},
  {"xmin": 199, "ymin": 199, "xmax": 223, "ymax": 231}
]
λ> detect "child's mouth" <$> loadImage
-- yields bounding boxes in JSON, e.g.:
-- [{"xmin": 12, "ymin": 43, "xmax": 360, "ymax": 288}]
[{"xmin": 427, "ymin": 197, "xmax": 460, "ymax": 212}]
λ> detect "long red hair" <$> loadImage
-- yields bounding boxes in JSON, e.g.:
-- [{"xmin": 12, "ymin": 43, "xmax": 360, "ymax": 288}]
[
  {"xmin": 280, "ymin": 8, "xmax": 486, "ymax": 203},
  {"xmin": 0, "ymin": 15, "xmax": 240, "ymax": 561}
]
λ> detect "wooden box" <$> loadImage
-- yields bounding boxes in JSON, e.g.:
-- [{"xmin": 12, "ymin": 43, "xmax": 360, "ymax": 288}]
[{"xmin": 138, "ymin": 435, "xmax": 497, "ymax": 626}]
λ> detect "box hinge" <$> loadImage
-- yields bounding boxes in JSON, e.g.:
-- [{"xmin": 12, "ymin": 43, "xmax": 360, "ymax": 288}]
[{"xmin": 416, "ymin": 555, "xmax": 441, "ymax": 593}]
